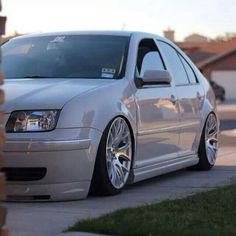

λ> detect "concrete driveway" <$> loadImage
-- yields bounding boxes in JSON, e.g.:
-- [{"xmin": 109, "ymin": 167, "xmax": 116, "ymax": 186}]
[{"xmin": 5, "ymin": 103, "xmax": 236, "ymax": 236}]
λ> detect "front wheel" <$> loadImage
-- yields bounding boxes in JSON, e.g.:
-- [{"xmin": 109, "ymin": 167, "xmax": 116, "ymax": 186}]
[
  {"xmin": 91, "ymin": 117, "xmax": 133, "ymax": 195},
  {"xmin": 194, "ymin": 113, "xmax": 219, "ymax": 170}
]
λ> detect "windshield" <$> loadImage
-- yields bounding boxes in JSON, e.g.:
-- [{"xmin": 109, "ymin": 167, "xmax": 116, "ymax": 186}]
[{"xmin": 1, "ymin": 35, "xmax": 129, "ymax": 79}]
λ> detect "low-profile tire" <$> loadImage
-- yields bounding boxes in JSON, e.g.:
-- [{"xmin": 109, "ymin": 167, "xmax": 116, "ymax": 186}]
[
  {"xmin": 90, "ymin": 117, "xmax": 133, "ymax": 196},
  {"xmin": 193, "ymin": 113, "xmax": 219, "ymax": 170}
]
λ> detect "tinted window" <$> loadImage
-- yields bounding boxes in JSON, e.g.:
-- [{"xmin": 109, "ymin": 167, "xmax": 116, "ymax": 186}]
[
  {"xmin": 1, "ymin": 35, "xmax": 129, "ymax": 79},
  {"xmin": 179, "ymin": 55, "xmax": 198, "ymax": 84},
  {"xmin": 158, "ymin": 41, "xmax": 189, "ymax": 85}
]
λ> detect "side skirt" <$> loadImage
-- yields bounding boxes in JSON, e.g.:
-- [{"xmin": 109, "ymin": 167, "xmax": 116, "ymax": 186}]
[{"xmin": 132, "ymin": 155, "xmax": 199, "ymax": 183}]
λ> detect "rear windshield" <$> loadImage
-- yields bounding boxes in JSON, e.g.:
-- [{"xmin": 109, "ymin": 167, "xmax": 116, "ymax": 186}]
[{"xmin": 1, "ymin": 35, "xmax": 129, "ymax": 79}]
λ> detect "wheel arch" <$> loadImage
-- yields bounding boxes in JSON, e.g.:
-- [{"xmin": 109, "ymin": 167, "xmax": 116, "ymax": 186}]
[
  {"xmin": 197, "ymin": 109, "xmax": 219, "ymax": 153},
  {"xmin": 96, "ymin": 114, "xmax": 136, "ymax": 166},
  {"xmin": 89, "ymin": 115, "xmax": 135, "ymax": 195},
  {"xmin": 193, "ymin": 89, "xmax": 219, "ymax": 154}
]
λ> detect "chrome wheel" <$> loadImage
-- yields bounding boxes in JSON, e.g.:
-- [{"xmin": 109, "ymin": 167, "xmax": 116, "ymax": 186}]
[
  {"xmin": 106, "ymin": 117, "xmax": 132, "ymax": 189},
  {"xmin": 205, "ymin": 114, "xmax": 219, "ymax": 165}
]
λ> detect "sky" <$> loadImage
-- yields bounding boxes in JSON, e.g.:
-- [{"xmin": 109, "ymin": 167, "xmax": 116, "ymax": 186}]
[{"xmin": 1, "ymin": 0, "xmax": 236, "ymax": 41}]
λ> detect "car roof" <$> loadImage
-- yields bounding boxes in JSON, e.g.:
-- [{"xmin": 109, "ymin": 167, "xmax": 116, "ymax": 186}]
[{"xmin": 11, "ymin": 30, "xmax": 165, "ymax": 41}]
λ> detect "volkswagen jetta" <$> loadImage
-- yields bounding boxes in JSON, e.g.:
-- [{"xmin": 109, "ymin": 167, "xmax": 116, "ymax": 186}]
[{"xmin": 1, "ymin": 31, "xmax": 219, "ymax": 201}]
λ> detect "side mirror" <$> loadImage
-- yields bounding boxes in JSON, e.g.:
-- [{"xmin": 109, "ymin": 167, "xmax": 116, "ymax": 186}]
[{"xmin": 142, "ymin": 70, "xmax": 172, "ymax": 85}]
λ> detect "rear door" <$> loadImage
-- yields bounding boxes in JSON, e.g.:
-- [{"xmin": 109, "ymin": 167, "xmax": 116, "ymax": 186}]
[{"xmin": 158, "ymin": 41, "xmax": 204, "ymax": 156}]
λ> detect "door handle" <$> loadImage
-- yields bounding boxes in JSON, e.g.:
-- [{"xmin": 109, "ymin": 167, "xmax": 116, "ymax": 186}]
[
  {"xmin": 197, "ymin": 92, "xmax": 202, "ymax": 101},
  {"xmin": 170, "ymin": 95, "xmax": 177, "ymax": 104}
]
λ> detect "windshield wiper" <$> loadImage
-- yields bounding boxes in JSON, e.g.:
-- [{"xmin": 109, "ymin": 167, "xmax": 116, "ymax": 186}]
[{"xmin": 23, "ymin": 75, "xmax": 52, "ymax": 78}]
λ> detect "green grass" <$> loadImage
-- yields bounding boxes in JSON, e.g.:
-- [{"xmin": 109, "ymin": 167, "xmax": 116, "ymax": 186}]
[{"xmin": 67, "ymin": 184, "xmax": 236, "ymax": 236}]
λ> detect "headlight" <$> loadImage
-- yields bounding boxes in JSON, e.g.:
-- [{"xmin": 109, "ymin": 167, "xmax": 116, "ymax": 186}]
[{"xmin": 6, "ymin": 110, "xmax": 60, "ymax": 132}]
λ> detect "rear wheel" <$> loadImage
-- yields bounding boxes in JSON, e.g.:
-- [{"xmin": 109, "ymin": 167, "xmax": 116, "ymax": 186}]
[
  {"xmin": 91, "ymin": 117, "xmax": 133, "ymax": 195},
  {"xmin": 194, "ymin": 113, "xmax": 219, "ymax": 170}
]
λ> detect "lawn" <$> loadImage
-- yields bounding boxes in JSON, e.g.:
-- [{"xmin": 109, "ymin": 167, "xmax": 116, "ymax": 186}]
[{"xmin": 67, "ymin": 184, "xmax": 236, "ymax": 236}]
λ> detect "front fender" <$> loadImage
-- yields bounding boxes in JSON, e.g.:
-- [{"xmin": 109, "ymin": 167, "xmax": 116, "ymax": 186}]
[{"xmin": 57, "ymin": 78, "xmax": 137, "ymax": 136}]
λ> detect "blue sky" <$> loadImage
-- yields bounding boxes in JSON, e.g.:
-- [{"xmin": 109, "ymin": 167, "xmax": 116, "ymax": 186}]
[{"xmin": 1, "ymin": 0, "xmax": 236, "ymax": 40}]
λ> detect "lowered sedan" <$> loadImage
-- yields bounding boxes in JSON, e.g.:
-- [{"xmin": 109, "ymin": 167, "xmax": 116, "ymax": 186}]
[{"xmin": 1, "ymin": 31, "xmax": 219, "ymax": 201}]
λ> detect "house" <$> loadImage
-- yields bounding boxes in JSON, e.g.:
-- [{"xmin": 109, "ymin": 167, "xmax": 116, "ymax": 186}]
[
  {"xmin": 197, "ymin": 47, "xmax": 236, "ymax": 100},
  {"xmin": 172, "ymin": 31, "xmax": 236, "ymax": 101},
  {"xmin": 177, "ymin": 37, "xmax": 236, "ymax": 63},
  {"xmin": 184, "ymin": 33, "xmax": 208, "ymax": 43}
]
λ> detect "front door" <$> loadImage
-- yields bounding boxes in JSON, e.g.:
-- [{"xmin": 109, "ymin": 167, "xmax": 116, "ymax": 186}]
[{"xmin": 134, "ymin": 38, "xmax": 181, "ymax": 169}]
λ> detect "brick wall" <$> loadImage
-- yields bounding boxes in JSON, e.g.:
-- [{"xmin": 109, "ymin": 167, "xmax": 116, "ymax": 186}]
[{"xmin": 0, "ymin": 0, "xmax": 8, "ymax": 235}]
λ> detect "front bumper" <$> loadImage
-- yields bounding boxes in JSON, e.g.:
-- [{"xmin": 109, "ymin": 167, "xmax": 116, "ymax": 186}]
[{"xmin": 3, "ymin": 128, "xmax": 102, "ymax": 201}]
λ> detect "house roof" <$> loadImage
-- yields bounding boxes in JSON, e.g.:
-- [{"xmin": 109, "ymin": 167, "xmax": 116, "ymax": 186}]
[
  {"xmin": 197, "ymin": 46, "xmax": 236, "ymax": 69},
  {"xmin": 177, "ymin": 37, "xmax": 236, "ymax": 66},
  {"xmin": 200, "ymin": 38, "xmax": 236, "ymax": 54},
  {"xmin": 185, "ymin": 51, "xmax": 216, "ymax": 64},
  {"xmin": 177, "ymin": 37, "xmax": 236, "ymax": 55}
]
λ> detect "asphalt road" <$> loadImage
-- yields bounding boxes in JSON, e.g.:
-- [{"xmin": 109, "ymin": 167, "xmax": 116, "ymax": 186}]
[{"xmin": 4, "ymin": 103, "xmax": 236, "ymax": 236}]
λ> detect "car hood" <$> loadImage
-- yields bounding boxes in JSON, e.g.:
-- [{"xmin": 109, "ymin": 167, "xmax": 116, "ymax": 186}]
[{"xmin": 2, "ymin": 78, "xmax": 113, "ymax": 113}]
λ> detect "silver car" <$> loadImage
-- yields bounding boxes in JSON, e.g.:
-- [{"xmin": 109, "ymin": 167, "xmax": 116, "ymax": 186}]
[{"xmin": 1, "ymin": 31, "xmax": 219, "ymax": 201}]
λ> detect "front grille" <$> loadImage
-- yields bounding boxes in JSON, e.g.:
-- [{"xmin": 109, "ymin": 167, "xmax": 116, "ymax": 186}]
[{"xmin": 2, "ymin": 167, "xmax": 47, "ymax": 181}]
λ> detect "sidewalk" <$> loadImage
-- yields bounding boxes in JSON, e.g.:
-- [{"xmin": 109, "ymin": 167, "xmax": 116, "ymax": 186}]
[
  {"xmin": 217, "ymin": 103, "xmax": 236, "ymax": 112},
  {"xmin": 5, "ymin": 147, "xmax": 236, "ymax": 236}
]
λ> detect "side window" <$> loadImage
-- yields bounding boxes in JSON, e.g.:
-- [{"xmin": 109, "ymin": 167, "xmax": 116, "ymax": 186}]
[
  {"xmin": 158, "ymin": 41, "xmax": 189, "ymax": 86},
  {"xmin": 137, "ymin": 39, "xmax": 165, "ymax": 78},
  {"xmin": 179, "ymin": 55, "xmax": 198, "ymax": 84}
]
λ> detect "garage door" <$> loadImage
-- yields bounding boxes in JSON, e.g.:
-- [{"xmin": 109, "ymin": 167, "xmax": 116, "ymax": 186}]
[{"xmin": 212, "ymin": 71, "xmax": 236, "ymax": 100}]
